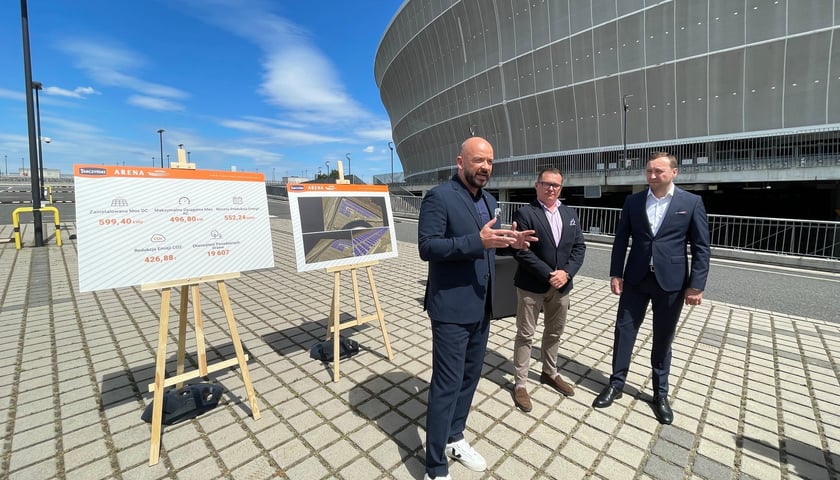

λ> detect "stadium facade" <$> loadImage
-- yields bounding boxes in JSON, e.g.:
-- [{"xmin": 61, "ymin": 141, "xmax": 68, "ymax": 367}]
[{"xmin": 374, "ymin": 0, "xmax": 840, "ymax": 219}]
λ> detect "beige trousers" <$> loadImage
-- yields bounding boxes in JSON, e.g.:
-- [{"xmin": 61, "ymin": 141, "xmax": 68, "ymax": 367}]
[{"xmin": 513, "ymin": 287, "xmax": 570, "ymax": 387}]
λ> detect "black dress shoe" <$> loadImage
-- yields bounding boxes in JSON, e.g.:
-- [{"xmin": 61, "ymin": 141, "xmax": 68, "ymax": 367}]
[
  {"xmin": 652, "ymin": 395, "xmax": 673, "ymax": 424},
  {"xmin": 592, "ymin": 386, "xmax": 623, "ymax": 408}
]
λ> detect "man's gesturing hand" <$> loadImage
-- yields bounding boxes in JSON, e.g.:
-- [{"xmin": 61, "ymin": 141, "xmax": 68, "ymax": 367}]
[
  {"xmin": 509, "ymin": 221, "xmax": 538, "ymax": 250},
  {"xmin": 480, "ymin": 218, "xmax": 538, "ymax": 249}
]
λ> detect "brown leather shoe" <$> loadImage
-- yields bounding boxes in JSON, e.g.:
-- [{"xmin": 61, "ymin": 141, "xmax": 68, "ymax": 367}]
[
  {"xmin": 540, "ymin": 372, "xmax": 575, "ymax": 396},
  {"xmin": 513, "ymin": 386, "xmax": 532, "ymax": 412}
]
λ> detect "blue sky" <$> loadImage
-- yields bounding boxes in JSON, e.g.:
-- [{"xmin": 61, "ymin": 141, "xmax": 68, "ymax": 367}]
[{"xmin": 0, "ymin": 0, "xmax": 402, "ymax": 183}]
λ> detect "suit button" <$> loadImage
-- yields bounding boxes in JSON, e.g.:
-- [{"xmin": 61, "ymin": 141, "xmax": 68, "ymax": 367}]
[{"xmin": 484, "ymin": 274, "xmax": 489, "ymax": 280}]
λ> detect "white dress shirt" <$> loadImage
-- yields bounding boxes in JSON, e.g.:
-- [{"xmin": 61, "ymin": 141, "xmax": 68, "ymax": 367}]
[{"xmin": 646, "ymin": 184, "xmax": 675, "ymax": 236}]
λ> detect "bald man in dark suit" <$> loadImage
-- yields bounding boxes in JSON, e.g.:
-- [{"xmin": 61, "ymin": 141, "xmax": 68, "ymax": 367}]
[{"xmin": 419, "ymin": 137, "xmax": 536, "ymax": 480}]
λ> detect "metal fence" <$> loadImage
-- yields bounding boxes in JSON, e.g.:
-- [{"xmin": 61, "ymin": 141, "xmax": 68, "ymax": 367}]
[{"xmin": 391, "ymin": 195, "xmax": 840, "ymax": 261}]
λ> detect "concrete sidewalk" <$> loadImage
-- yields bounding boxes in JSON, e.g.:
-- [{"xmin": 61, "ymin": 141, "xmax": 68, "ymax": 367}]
[{"xmin": 1, "ymin": 218, "xmax": 838, "ymax": 480}]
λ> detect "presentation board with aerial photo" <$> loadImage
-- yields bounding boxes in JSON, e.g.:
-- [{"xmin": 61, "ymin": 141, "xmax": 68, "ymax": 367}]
[{"xmin": 286, "ymin": 183, "xmax": 398, "ymax": 272}]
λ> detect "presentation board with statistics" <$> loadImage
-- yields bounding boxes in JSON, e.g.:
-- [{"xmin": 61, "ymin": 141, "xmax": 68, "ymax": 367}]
[{"xmin": 74, "ymin": 165, "xmax": 274, "ymax": 292}]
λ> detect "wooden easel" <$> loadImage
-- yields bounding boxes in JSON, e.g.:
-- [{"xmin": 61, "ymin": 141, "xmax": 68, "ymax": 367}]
[
  {"xmin": 144, "ymin": 148, "xmax": 260, "ymax": 466},
  {"xmin": 325, "ymin": 261, "xmax": 393, "ymax": 381},
  {"xmin": 323, "ymin": 161, "xmax": 393, "ymax": 381}
]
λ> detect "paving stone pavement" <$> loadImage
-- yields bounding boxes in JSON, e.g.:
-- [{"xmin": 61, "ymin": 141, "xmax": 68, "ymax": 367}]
[{"xmin": 1, "ymin": 218, "xmax": 838, "ymax": 480}]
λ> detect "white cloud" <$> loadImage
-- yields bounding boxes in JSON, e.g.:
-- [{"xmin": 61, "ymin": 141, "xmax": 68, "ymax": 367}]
[
  {"xmin": 127, "ymin": 95, "xmax": 184, "ymax": 112},
  {"xmin": 44, "ymin": 86, "xmax": 100, "ymax": 98},
  {"xmin": 219, "ymin": 118, "xmax": 346, "ymax": 145},
  {"xmin": 363, "ymin": 146, "xmax": 375, "ymax": 153},
  {"xmin": 76, "ymin": 86, "xmax": 98, "ymax": 96},
  {"xmin": 354, "ymin": 121, "xmax": 395, "ymax": 142},
  {"xmin": 259, "ymin": 48, "xmax": 365, "ymax": 122},
  {"xmin": 0, "ymin": 88, "xmax": 24, "ymax": 101},
  {"xmin": 242, "ymin": 115, "xmax": 307, "ymax": 130},
  {"xmin": 55, "ymin": 38, "xmax": 189, "ymax": 105},
  {"xmin": 182, "ymin": 1, "xmax": 368, "ymax": 124}
]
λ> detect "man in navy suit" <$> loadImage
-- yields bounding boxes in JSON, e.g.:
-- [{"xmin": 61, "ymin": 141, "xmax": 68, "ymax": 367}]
[
  {"xmin": 510, "ymin": 168, "xmax": 586, "ymax": 412},
  {"xmin": 593, "ymin": 152, "xmax": 710, "ymax": 425},
  {"xmin": 419, "ymin": 136, "xmax": 536, "ymax": 480}
]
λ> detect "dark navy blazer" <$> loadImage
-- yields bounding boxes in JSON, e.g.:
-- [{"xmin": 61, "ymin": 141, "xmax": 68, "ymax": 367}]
[
  {"xmin": 609, "ymin": 187, "xmax": 711, "ymax": 292},
  {"xmin": 512, "ymin": 200, "xmax": 586, "ymax": 294},
  {"xmin": 419, "ymin": 175, "xmax": 500, "ymax": 324}
]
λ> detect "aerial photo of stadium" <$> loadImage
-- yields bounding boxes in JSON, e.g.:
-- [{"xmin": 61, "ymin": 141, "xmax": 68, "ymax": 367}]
[{"xmin": 300, "ymin": 196, "xmax": 393, "ymax": 264}]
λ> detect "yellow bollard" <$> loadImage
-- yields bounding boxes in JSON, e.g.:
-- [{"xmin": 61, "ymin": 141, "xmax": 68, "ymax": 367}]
[
  {"xmin": 11, "ymin": 206, "xmax": 62, "ymax": 249},
  {"xmin": 45, "ymin": 206, "xmax": 62, "ymax": 247}
]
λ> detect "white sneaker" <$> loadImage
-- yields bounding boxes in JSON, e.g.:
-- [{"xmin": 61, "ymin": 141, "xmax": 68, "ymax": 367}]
[
  {"xmin": 445, "ymin": 438, "xmax": 487, "ymax": 472},
  {"xmin": 423, "ymin": 474, "xmax": 452, "ymax": 480}
]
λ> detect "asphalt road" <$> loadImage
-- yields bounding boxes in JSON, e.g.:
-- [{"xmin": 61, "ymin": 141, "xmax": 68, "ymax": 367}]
[
  {"xmin": 0, "ymin": 184, "xmax": 77, "ymax": 223},
  {"xmin": 386, "ymin": 211, "xmax": 840, "ymax": 324},
  {"xmin": 3, "ymin": 188, "xmax": 838, "ymax": 323}
]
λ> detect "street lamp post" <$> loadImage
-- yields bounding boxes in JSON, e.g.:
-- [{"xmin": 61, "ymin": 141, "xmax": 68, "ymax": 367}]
[
  {"xmin": 20, "ymin": 0, "xmax": 44, "ymax": 246},
  {"xmin": 622, "ymin": 94, "xmax": 633, "ymax": 169},
  {"xmin": 387, "ymin": 142, "xmax": 394, "ymax": 185},
  {"xmin": 166, "ymin": 154, "xmax": 170, "ymax": 166},
  {"xmin": 345, "ymin": 153, "xmax": 351, "ymax": 183},
  {"xmin": 33, "ymin": 80, "xmax": 46, "ymax": 199},
  {"xmin": 157, "ymin": 129, "xmax": 165, "ymax": 168},
  {"xmin": 187, "ymin": 151, "xmax": 191, "ymax": 162},
  {"xmin": 4, "ymin": 155, "xmax": 7, "ymax": 177}
]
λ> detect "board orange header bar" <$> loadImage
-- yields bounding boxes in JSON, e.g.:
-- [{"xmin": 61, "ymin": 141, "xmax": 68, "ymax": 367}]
[
  {"xmin": 73, "ymin": 164, "xmax": 265, "ymax": 182},
  {"xmin": 286, "ymin": 183, "xmax": 388, "ymax": 193}
]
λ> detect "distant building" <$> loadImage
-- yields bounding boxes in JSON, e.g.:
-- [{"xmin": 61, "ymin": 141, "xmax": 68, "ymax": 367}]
[
  {"xmin": 282, "ymin": 176, "xmax": 309, "ymax": 184},
  {"xmin": 42, "ymin": 168, "xmax": 61, "ymax": 179},
  {"xmin": 18, "ymin": 167, "xmax": 61, "ymax": 179},
  {"xmin": 306, "ymin": 175, "xmax": 365, "ymax": 185}
]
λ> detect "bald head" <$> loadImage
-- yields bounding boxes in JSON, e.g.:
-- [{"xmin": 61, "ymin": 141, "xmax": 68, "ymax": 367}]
[
  {"xmin": 456, "ymin": 137, "xmax": 494, "ymax": 194},
  {"xmin": 459, "ymin": 136, "xmax": 491, "ymax": 155}
]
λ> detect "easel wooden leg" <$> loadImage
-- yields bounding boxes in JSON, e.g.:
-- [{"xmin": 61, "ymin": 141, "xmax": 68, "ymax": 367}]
[
  {"xmin": 331, "ymin": 271, "xmax": 341, "ymax": 382},
  {"xmin": 192, "ymin": 284, "xmax": 209, "ymax": 376},
  {"xmin": 217, "ymin": 280, "xmax": 261, "ymax": 420},
  {"xmin": 366, "ymin": 266, "xmax": 393, "ymax": 360},
  {"xmin": 350, "ymin": 268, "xmax": 363, "ymax": 323},
  {"xmin": 175, "ymin": 286, "xmax": 188, "ymax": 389},
  {"xmin": 149, "ymin": 287, "xmax": 172, "ymax": 466}
]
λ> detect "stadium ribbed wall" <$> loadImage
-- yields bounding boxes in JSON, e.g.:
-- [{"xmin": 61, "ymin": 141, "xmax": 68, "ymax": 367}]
[{"xmin": 374, "ymin": 0, "xmax": 840, "ymax": 183}]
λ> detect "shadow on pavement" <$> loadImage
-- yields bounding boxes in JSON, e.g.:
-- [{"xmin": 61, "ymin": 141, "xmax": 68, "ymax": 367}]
[
  {"xmin": 737, "ymin": 434, "xmax": 840, "ymax": 478},
  {"xmin": 349, "ymin": 372, "xmax": 429, "ymax": 479},
  {"xmin": 100, "ymin": 342, "xmax": 257, "ymax": 418}
]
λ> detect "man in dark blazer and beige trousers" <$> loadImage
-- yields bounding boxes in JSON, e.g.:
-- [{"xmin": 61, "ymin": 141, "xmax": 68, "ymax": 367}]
[
  {"xmin": 593, "ymin": 152, "xmax": 710, "ymax": 425},
  {"xmin": 510, "ymin": 168, "xmax": 586, "ymax": 412}
]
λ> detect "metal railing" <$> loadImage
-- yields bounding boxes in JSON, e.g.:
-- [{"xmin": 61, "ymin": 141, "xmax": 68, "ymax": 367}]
[
  {"xmin": 391, "ymin": 195, "xmax": 840, "ymax": 261},
  {"xmin": 390, "ymin": 195, "xmax": 422, "ymax": 218},
  {"xmin": 707, "ymin": 215, "xmax": 840, "ymax": 260}
]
